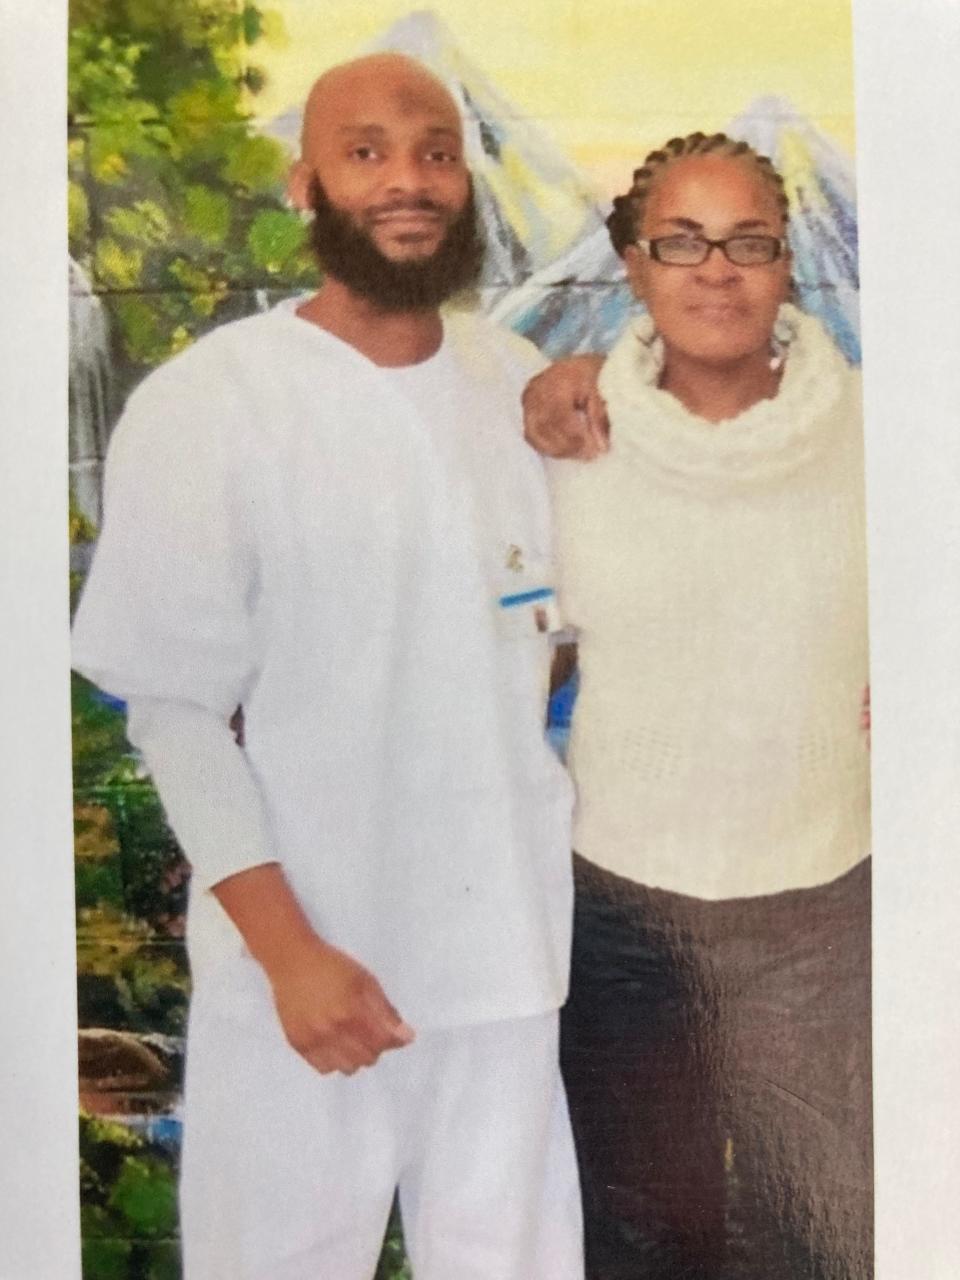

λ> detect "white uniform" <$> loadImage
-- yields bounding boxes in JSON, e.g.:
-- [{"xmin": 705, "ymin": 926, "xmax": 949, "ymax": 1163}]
[{"xmin": 72, "ymin": 302, "xmax": 581, "ymax": 1279}]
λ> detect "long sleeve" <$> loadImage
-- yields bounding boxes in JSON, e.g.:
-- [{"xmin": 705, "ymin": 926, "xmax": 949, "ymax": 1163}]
[{"xmin": 126, "ymin": 698, "xmax": 276, "ymax": 892}]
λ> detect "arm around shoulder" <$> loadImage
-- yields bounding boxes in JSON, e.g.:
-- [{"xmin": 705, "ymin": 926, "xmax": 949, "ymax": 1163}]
[{"xmin": 522, "ymin": 354, "xmax": 609, "ymax": 460}]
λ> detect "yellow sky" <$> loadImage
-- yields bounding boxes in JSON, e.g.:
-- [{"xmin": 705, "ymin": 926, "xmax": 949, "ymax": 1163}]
[{"xmin": 249, "ymin": 0, "xmax": 854, "ymax": 198}]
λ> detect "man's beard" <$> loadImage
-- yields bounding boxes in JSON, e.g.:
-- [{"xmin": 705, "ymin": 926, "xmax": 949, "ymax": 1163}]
[{"xmin": 307, "ymin": 176, "xmax": 485, "ymax": 312}]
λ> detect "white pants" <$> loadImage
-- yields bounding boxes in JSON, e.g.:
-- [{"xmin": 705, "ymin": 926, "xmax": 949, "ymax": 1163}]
[{"xmin": 180, "ymin": 1004, "xmax": 583, "ymax": 1279}]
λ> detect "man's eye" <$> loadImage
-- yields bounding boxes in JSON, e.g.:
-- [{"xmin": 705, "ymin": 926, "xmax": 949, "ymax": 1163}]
[
  {"xmin": 350, "ymin": 146, "xmax": 379, "ymax": 161},
  {"xmin": 426, "ymin": 150, "xmax": 459, "ymax": 164}
]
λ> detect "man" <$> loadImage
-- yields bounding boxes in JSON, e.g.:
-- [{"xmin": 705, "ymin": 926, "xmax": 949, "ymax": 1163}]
[{"xmin": 73, "ymin": 53, "xmax": 583, "ymax": 1280}]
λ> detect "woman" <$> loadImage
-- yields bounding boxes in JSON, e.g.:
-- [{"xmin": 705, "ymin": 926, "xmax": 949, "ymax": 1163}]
[{"xmin": 527, "ymin": 133, "xmax": 872, "ymax": 1280}]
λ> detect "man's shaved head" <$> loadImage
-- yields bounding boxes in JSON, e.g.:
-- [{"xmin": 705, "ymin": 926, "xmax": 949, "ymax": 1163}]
[
  {"xmin": 300, "ymin": 53, "xmax": 463, "ymax": 162},
  {"xmin": 288, "ymin": 52, "xmax": 482, "ymax": 313}
]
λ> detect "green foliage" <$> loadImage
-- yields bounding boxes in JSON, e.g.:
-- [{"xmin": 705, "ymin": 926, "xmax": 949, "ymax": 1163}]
[
  {"xmin": 110, "ymin": 295, "xmax": 169, "ymax": 364},
  {"xmin": 110, "ymin": 1157, "xmax": 178, "ymax": 1237},
  {"xmin": 147, "ymin": 1244, "xmax": 182, "ymax": 1280},
  {"xmin": 247, "ymin": 208, "xmax": 309, "ymax": 273},
  {"xmin": 104, "ymin": 199, "xmax": 171, "ymax": 246},
  {"xmin": 110, "ymin": 786, "xmax": 189, "ymax": 934},
  {"xmin": 375, "ymin": 1207, "xmax": 413, "ymax": 1280},
  {"xmin": 182, "ymin": 184, "xmax": 230, "ymax": 244},
  {"xmin": 76, "ymin": 853, "xmax": 126, "ymax": 913},
  {"xmin": 70, "ymin": 179, "xmax": 92, "ymax": 243},
  {"xmin": 73, "ymin": 669, "xmax": 190, "ymax": 1033},
  {"xmin": 80, "ymin": 1113, "xmax": 181, "ymax": 1278},
  {"xmin": 68, "ymin": 28, "xmax": 147, "ymax": 121},
  {"xmin": 69, "ymin": 0, "xmax": 317, "ymax": 369},
  {"xmin": 72, "ymin": 673, "xmax": 132, "ymax": 792},
  {"xmin": 82, "ymin": 1234, "xmax": 180, "ymax": 1280},
  {"xmin": 70, "ymin": 492, "xmax": 99, "ymax": 544},
  {"xmin": 73, "ymin": 781, "xmax": 191, "ymax": 1031},
  {"xmin": 222, "ymin": 132, "xmax": 288, "ymax": 192},
  {"xmin": 95, "ymin": 238, "xmax": 145, "ymax": 289},
  {"xmin": 81, "ymin": 1113, "xmax": 144, "ymax": 1201},
  {"xmin": 241, "ymin": 2, "xmax": 262, "ymax": 46},
  {"xmin": 81, "ymin": 1233, "xmax": 132, "ymax": 1280},
  {"xmin": 76, "ymin": 913, "xmax": 190, "ymax": 1034}
]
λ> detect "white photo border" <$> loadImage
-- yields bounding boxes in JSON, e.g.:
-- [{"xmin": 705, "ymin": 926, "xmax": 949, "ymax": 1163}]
[{"xmin": 3, "ymin": 1, "xmax": 959, "ymax": 1275}]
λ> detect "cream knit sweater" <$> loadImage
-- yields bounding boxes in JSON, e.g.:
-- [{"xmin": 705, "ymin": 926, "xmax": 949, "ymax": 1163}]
[{"xmin": 550, "ymin": 306, "xmax": 870, "ymax": 899}]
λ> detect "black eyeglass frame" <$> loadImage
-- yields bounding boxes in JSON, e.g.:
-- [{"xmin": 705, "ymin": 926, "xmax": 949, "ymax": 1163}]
[{"xmin": 635, "ymin": 235, "xmax": 789, "ymax": 266}]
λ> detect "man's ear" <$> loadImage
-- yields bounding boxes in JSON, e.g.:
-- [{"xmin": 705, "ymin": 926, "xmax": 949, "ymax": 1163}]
[
  {"xmin": 622, "ymin": 244, "xmax": 646, "ymax": 302},
  {"xmin": 287, "ymin": 159, "xmax": 313, "ymax": 212}
]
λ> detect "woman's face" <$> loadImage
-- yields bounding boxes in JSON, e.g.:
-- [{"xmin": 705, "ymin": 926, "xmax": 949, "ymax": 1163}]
[{"xmin": 623, "ymin": 154, "xmax": 791, "ymax": 367}]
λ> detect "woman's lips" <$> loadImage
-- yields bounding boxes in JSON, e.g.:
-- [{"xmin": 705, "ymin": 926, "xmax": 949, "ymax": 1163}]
[{"xmin": 687, "ymin": 302, "xmax": 747, "ymax": 322}]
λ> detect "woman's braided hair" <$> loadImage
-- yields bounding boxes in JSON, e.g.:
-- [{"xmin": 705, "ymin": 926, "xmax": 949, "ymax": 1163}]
[{"xmin": 606, "ymin": 132, "xmax": 790, "ymax": 257}]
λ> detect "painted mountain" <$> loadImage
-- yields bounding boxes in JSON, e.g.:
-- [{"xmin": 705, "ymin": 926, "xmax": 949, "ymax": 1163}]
[
  {"xmin": 726, "ymin": 97, "xmax": 860, "ymax": 363},
  {"xmin": 268, "ymin": 11, "xmax": 861, "ymax": 363},
  {"xmin": 267, "ymin": 9, "xmax": 607, "ymax": 296},
  {"xmin": 70, "ymin": 12, "xmax": 863, "ymax": 521},
  {"xmin": 492, "ymin": 96, "xmax": 861, "ymax": 363}
]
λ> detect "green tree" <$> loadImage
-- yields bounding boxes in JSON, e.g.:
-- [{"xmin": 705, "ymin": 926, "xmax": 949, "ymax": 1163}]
[
  {"xmin": 69, "ymin": 0, "xmax": 317, "ymax": 369},
  {"xmin": 80, "ymin": 1114, "xmax": 180, "ymax": 1279}
]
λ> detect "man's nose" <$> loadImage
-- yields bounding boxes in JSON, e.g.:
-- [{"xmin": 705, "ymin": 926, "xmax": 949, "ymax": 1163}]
[{"xmin": 382, "ymin": 152, "xmax": 430, "ymax": 195}]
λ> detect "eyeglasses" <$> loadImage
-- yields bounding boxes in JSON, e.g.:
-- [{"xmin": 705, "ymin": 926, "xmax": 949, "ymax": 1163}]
[{"xmin": 636, "ymin": 235, "xmax": 788, "ymax": 267}]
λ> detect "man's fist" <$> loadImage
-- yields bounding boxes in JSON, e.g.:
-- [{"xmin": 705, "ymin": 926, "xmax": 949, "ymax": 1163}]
[
  {"xmin": 522, "ymin": 354, "xmax": 609, "ymax": 460},
  {"xmin": 211, "ymin": 862, "xmax": 414, "ymax": 1077},
  {"xmin": 266, "ymin": 937, "xmax": 415, "ymax": 1076}
]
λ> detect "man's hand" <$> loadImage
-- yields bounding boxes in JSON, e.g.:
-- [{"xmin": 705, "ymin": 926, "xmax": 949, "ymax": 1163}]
[
  {"xmin": 522, "ymin": 354, "xmax": 609, "ymax": 460},
  {"xmin": 212, "ymin": 863, "xmax": 414, "ymax": 1076},
  {"xmin": 265, "ymin": 936, "xmax": 415, "ymax": 1076}
]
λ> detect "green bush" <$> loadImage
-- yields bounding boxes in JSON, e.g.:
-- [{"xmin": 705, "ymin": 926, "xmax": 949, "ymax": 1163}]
[
  {"xmin": 80, "ymin": 1113, "xmax": 180, "ymax": 1279},
  {"xmin": 72, "ymin": 674, "xmax": 132, "ymax": 792},
  {"xmin": 69, "ymin": 0, "xmax": 318, "ymax": 371}
]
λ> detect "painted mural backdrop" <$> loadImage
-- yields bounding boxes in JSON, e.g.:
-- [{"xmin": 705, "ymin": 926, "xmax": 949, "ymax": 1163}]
[{"xmin": 69, "ymin": 2, "xmax": 857, "ymax": 1275}]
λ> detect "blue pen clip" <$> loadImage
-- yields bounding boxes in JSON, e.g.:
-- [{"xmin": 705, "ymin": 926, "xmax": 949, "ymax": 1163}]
[{"xmin": 498, "ymin": 586, "xmax": 555, "ymax": 610}]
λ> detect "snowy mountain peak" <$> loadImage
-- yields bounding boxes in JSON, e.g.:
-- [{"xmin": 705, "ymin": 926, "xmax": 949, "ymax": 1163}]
[
  {"xmin": 366, "ymin": 8, "xmax": 605, "ymax": 283},
  {"xmin": 727, "ymin": 96, "xmax": 856, "ymax": 201},
  {"xmin": 262, "ymin": 25, "xmax": 860, "ymax": 364},
  {"xmin": 370, "ymin": 9, "xmax": 461, "ymax": 63}
]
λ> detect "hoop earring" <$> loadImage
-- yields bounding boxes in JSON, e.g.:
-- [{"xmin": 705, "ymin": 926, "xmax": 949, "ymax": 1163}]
[{"xmin": 634, "ymin": 309, "xmax": 666, "ymax": 375}]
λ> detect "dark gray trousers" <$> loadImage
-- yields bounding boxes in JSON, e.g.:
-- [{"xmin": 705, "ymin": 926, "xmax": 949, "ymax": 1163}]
[{"xmin": 561, "ymin": 855, "xmax": 873, "ymax": 1280}]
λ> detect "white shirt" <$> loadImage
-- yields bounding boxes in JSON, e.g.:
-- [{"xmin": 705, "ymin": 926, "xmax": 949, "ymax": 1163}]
[
  {"xmin": 551, "ymin": 307, "xmax": 871, "ymax": 899},
  {"xmin": 73, "ymin": 303, "xmax": 574, "ymax": 1030}
]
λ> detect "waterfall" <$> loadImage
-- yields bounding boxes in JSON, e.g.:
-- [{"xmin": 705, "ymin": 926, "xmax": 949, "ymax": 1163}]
[{"xmin": 69, "ymin": 257, "xmax": 115, "ymax": 528}]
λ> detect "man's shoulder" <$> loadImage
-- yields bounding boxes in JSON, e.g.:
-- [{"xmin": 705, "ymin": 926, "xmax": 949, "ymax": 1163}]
[
  {"xmin": 443, "ymin": 308, "xmax": 549, "ymax": 379},
  {"xmin": 124, "ymin": 312, "xmax": 280, "ymax": 409},
  {"xmin": 106, "ymin": 313, "xmax": 295, "ymax": 468}
]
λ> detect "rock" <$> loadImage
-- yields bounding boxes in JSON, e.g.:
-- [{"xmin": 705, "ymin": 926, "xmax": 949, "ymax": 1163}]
[{"xmin": 78, "ymin": 1028, "xmax": 170, "ymax": 1092}]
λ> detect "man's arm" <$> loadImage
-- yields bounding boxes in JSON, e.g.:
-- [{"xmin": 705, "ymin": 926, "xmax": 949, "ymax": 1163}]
[
  {"xmin": 522, "ymin": 354, "xmax": 609, "ymax": 459},
  {"xmin": 212, "ymin": 864, "xmax": 414, "ymax": 1074},
  {"xmin": 74, "ymin": 361, "xmax": 412, "ymax": 1073},
  {"xmin": 127, "ymin": 700, "xmax": 414, "ymax": 1074}
]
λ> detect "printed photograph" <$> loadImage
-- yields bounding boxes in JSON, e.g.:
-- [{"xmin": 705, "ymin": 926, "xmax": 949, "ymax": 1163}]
[{"xmin": 67, "ymin": 1, "xmax": 867, "ymax": 1276}]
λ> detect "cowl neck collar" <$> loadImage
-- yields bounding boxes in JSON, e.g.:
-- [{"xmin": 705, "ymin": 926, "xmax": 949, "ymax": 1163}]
[{"xmin": 598, "ymin": 304, "xmax": 851, "ymax": 492}]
